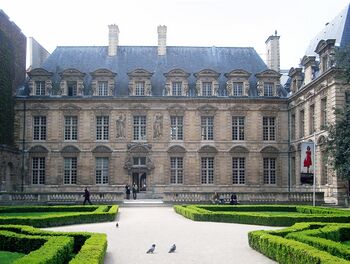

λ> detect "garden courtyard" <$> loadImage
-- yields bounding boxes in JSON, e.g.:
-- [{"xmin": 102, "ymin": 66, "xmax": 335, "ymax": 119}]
[{"xmin": 46, "ymin": 206, "xmax": 279, "ymax": 264}]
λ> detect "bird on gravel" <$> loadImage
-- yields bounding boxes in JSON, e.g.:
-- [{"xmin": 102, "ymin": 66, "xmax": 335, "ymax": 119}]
[
  {"xmin": 116, "ymin": 222, "xmax": 119, "ymax": 227},
  {"xmin": 146, "ymin": 244, "xmax": 156, "ymax": 254},
  {"xmin": 168, "ymin": 244, "xmax": 176, "ymax": 253}
]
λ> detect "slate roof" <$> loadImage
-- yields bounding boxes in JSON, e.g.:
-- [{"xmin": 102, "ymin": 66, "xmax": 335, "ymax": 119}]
[
  {"xmin": 41, "ymin": 45, "xmax": 268, "ymax": 97},
  {"xmin": 305, "ymin": 3, "xmax": 350, "ymax": 56}
]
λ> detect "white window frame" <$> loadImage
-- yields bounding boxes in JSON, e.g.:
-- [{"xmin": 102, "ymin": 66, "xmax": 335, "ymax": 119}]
[
  {"xmin": 172, "ymin": 82, "xmax": 182, "ymax": 96},
  {"xmin": 170, "ymin": 116, "xmax": 183, "ymax": 140},
  {"xmin": 96, "ymin": 157, "xmax": 109, "ymax": 184},
  {"xmin": 64, "ymin": 116, "xmax": 78, "ymax": 141},
  {"xmin": 35, "ymin": 81, "xmax": 45, "ymax": 95},
  {"xmin": 202, "ymin": 82, "xmax": 212, "ymax": 96},
  {"xmin": 201, "ymin": 116, "xmax": 214, "ymax": 140},
  {"xmin": 263, "ymin": 116, "xmax": 275, "ymax": 141},
  {"xmin": 133, "ymin": 116, "xmax": 147, "ymax": 140},
  {"xmin": 135, "ymin": 81, "xmax": 145, "ymax": 96},
  {"xmin": 232, "ymin": 157, "xmax": 245, "ymax": 184},
  {"xmin": 263, "ymin": 157, "xmax": 276, "ymax": 184},
  {"xmin": 33, "ymin": 116, "xmax": 46, "ymax": 140},
  {"xmin": 98, "ymin": 81, "xmax": 108, "ymax": 96},
  {"xmin": 233, "ymin": 82, "xmax": 243, "ymax": 96},
  {"xmin": 64, "ymin": 157, "xmax": 77, "ymax": 184},
  {"xmin": 32, "ymin": 157, "xmax": 45, "ymax": 184},
  {"xmin": 96, "ymin": 116, "xmax": 109, "ymax": 141},
  {"xmin": 201, "ymin": 157, "xmax": 214, "ymax": 184},
  {"xmin": 232, "ymin": 116, "xmax": 245, "ymax": 140},
  {"xmin": 170, "ymin": 157, "xmax": 183, "ymax": 184},
  {"xmin": 263, "ymin": 82, "xmax": 274, "ymax": 96}
]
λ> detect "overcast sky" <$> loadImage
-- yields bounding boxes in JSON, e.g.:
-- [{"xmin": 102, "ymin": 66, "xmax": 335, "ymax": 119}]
[{"xmin": 1, "ymin": 0, "xmax": 349, "ymax": 69}]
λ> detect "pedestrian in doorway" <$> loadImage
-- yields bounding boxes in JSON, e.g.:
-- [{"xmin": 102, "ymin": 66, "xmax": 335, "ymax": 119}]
[
  {"xmin": 83, "ymin": 187, "xmax": 92, "ymax": 205},
  {"xmin": 125, "ymin": 184, "xmax": 131, "ymax": 200},
  {"xmin": 132, "ymin": 182, "xmax": 138, "ymax": 199}
]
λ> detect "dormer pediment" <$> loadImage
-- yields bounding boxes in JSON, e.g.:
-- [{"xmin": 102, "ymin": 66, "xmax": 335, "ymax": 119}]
[
  {"xmin": 314, "ymin": 39, "xmax": 336, "ymax": 54},
  {"xmin": 90, "ymin": 68, "xmax": 117, "ymax": 77},
  {"xmin": 164, "ymin": 69, "xmax": 190, "ymax": 78},
  {"xmin": 28, "ymin": 68, "xmax": 53, "ymax": 78},
  {"xmin": 194, "ymin": 69, "xmax": 220, "ymax": 79},
  {"xmin": 224, "ymin": 69, "xmax": 251, "ymax": 78},
  {"xmin": 255, "ymin": 69, "xmax": 281, "ymax": 78},
  {"xmin": 59, "ymin": 104, "xmax": 82, "ymax": 111},
  {"xmin": 301, "ymin": 55, "xmax": 316, "ymax": 67},
  {"xmin": 59, "ymin": 68, "xmax": 86, "ymax": 79},
  {"xmin": 127, "ymin": 69, "xmax": 153, "ymax": 78}
]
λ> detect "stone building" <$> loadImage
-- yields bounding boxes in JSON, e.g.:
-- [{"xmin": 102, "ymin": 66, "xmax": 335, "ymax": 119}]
[{"xmin": 11, "ymin": 4, "xmax": 350, "ymax": 204}]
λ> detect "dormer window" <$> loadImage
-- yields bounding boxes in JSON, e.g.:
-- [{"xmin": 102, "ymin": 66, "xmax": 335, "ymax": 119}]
[
  {"xmin": 27, "ymin": 68, "xmax": 53, "ymax": 96},
  {"xmin": 233, "ymin": 82, "xmax": 243, "ymax": 96},
  {"xmin": 194, "ymin": 69, "xmax": 220, "ymax": 97},
  {"xmin": 224, "ymin": 69, "xmax": 251, "ymax": 97},
  {"xmin": 314, "ymin": 39, "xmax": 336, "ymax": 74},
  {"xmin": 35, "ymin": 81, "xmax": 46, "ymax": 95},
  {"xmin": 172, "ymin": 82, "xmax": 182, "ymax": 96},
  {"xmin": 128, "ymin": 69, "xmax": 153, "ymax": 96},
  {"xmin": 67, "ymin": 81, "xmax": 77, "ymax": 96},
  {"xmin": 202, "ymin": 82, "xmax": 212, "ymax": 96},
  {"xmin": 98, "ymin": 81, "xmax": 108, "ymax": 96},
  {"xmin": 264, "ymin": 83, "xmax": 274, "ymax": 96},
  {"xmin": 164, "ymin": 69, "xmax": 190, "ymax": 96},
  {"xmin": 135, "ymin": 81, "xmax": 145, "ymax": 96}
]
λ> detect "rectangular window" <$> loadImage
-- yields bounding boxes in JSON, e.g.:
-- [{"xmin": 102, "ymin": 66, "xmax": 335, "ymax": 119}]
[
  {"xmin": 232, "ymin": 157, "xmax": 245, "ymax": 184},
  {"xmin": 299, "ymin": 110, "xmax": 305, "ymax": 138},
  {"xmin": 35, "ymin": 81, "xmax": 45, "ymax": 95},
  {"xmin": 201, "ymin": 157, "xmax": 214, "ymax": 184},
  {"xmin": 64, "ymin": 116, "xmax": 78, "ymax": 141},
  {"xmin": 264, "ymin": 83, "xmax": 274, "ymax": 96},
  {"xmin": 170, "ymin": 157, "xmax": 183, "ymax": 184},
  {"xmin": 98, "ymin": 81, "xmax": 108, "ymax": 96},
  {"xmin": 263, "ymin": 158, "xmax": 276, "ymax": 184},
  {"xmin": 263, "ymin": 117, "xmax": 275, "ymax": 141},
  {"xmin": 33, "ymin": 116, "xmax": 46, "ymax": 140},
  {"xmin": 96, "ymin": 116, "xmax": 109, "ymax": 140},
  {"xmin": 135, "ymin": 81, "xmax": 145, "ymax": 96},
  {"xmin": 172, "ymin": 82, "xmax": 182, "ymax": 96},
  {"xmin": 309, "ymin": 104, "xmax": 315, "ymax": 134},
  {"xmin": 201, "ymin": 116, "xmax": 214, "ymax": 140},
  {"xmin": 170, "ymin": 116, "xmax": 183, "ymax": 140},
  {"xmin": 202, "ymin": 82, "xmax": 212, "ymax": 96},
  {"xmin": 133, "ymin": 157, "xmax": 146, "ymax": 166},
  {"xmin": 133, "ymin": 116, "xmax": 147, "ymax": 140},
  {"xmin": 321, "ymin": 98, "xmax": 327, "ymax": 128},
  {"xmin": 96, "ymin": 157, "xmax": 109, "ymax": 184},
  {"xmin": 232, "ymin": 116, "xmax": 245, "ymax": 140},
  {"xmin": 291, "ymin": 114, "xmax": 296, "ymax": 140},
  {"xmin": 32, "ymin": 157, "xmax": 45, "ymax": 184},
  {"xmin": 67, "ymin": 81, "xmax": 77, "ymax": 96},
  {"xmin": 64, "ymin": 157, "xmax": 77, "ymax": 184},
  {"xmin": 233, "ymin": 82, "xmax": 243, "ymax": 96}
]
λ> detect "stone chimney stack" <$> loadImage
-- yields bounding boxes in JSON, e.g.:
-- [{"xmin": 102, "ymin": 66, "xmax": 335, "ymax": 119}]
[
  {"xmin": 265, "ymin": 30, "xmax": 280, "ymax": 72},
  {"xmin": 157, "ymin": 25, "xmax": 167, "ymax": 56},
  {"xmin": 108, "ymin": 24, "xmax": 119, "ymax": 56}
]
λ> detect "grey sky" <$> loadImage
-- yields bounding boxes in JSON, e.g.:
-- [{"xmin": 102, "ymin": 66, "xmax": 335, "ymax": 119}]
[{"xmin": 1, "ymin": 0, "xmax": 349, "ymax": 69}]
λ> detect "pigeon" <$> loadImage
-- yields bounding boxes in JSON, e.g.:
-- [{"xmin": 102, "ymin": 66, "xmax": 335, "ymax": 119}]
[
  {"xmin": 116, "ymin": 222, "xmax": 119, "ymax": 228},
  {"xmin": 168, "ymin": 244, "xmax": 176, "ymax": 253},
  {"xmin": 146, "ymin": 244, "xmax": 156, "ymax": 254}
]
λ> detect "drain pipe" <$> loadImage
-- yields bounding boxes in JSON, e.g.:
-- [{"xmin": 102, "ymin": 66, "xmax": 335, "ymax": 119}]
[{"xmin": 21, "ymin": 100, "xmax": 26, "ymax": 192}]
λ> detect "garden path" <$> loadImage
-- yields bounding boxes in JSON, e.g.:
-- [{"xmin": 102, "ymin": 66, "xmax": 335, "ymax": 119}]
[{"xmin": 45, "ymin": 206, "xmax": 279, "ymax": 264}]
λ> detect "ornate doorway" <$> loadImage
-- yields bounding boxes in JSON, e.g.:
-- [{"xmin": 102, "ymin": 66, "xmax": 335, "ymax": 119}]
[{"xmin": 132, "ymin": 172, "xmax": 147, "ymax": 192}]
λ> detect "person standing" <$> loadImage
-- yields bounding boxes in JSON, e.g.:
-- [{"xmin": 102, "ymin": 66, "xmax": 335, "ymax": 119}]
[
  {"xmin": 125, "ymin": 184, "xmax": 131, "ymax": 200},
  {"xmin": 132, "ymin": 182, "xmax": 138, "ymax": 199},
  {"xmin": 83, "ymin": 187, "xmax": 92, "ymax": 205}
]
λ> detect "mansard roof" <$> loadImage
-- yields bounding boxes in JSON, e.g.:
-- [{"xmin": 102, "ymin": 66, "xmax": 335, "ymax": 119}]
[
  {"xmin": 41, "ymin": 46, "xmax": 267, "ymax": 96},
  {"xmin": 305, "ymin": 3, "xmax": 350, "ymax": 56}
]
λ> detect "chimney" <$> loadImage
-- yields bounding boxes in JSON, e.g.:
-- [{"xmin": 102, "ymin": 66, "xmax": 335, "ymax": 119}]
[
  {"xmin": 108, "ymin": 24, "xmax": 119, "ymax": 56},
  {"xmin": 157, "ymin": 25, "xmax": 167, "ymax": 56},
  {"xmin": 265, "ymin": 30, "xmax": 280, "ymax": 72}
]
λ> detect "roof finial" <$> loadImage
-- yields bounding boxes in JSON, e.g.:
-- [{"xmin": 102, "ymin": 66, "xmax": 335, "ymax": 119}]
[{"xmin": 275, "ymin": 30, "xmax": 277, "ymax": 36}]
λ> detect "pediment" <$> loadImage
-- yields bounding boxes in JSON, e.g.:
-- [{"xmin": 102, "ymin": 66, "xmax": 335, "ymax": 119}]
[
  {"xmin": 197, "ymin": 104, "xmax": 218, "ymax": 115},
  {"xmin": 31, "ymin": 104, "xmax": 49, "ymax": 110},
  {"xmin": 59, "ymin": 68, "xmax": 86, "ymax": 78},
  {"xmin": 167, "ymin": 145, "xmax": 186, "ymax": 153},
  {"xmin": 224, "ymin": 69, "xmax": 251, "ymax": 78},
  {"xmin": 315, "ymin": 39, "xmax": 335, "ymax": 54},
  {"xmin": 198, "ymin": 145, "xmax": 218, "ymax": 154},
  {"xmin": 288, "ymin": 67, "xmax": 302, "ymax": 78},
  {"xmin": 127, "ymin": 69, "xmax": 153, "ymax": 78},
  {"xmin": 127, "ymin": 143, "xmax": 152, "ymax": 153},
  {"xmin": 59, "ymin": 104, "xmax": 82, "ymax": 111},
  {"xmin": 194, "ymin": 69, "xmax": 220, "ymax": 79},
  {"xmin": 255, "ymin": 69, "xmax": 281, "ymax": 78},
  {"xmin": 28, "ymin": 68, "xmax": 53, "ymax": 77},
  {"xmin": 229, "ymin": 146, "xmax": 249, "ymax": 154},
  {"xmin": 61, "ymin": 145, "xmax": 80, "ymax": 153},
  {"xmin": 300, "ymin": 55, "xmax": 316, "ymax": 67},
  {"xmin": 228, "ymin": 105, "xmax": 249, "ymax": 112},
  {"xmin": 130, "ymin": 104, "xmax": 149, "ymax": 110},
  {"xmin": 259, "ymin": 105, "xmax": 279, "ymax": 111},
  {"xmin": 167, "ymin": 104, "xmax": 186, "ymax": 115},
  {"xmin": 90, "ymin": 68, "xmax": 117, "ymax": 77},
  {"xmin": 164, "ymin": 69, "xmax": 190, "ymax": 78},
  {"xmin": 94, "ymin": 104, "xmax": 112, "ymax": 110},
  {"xmin": 29, "ymin": 145, "xmax": 49, "ymax": 153},
  {"xmin": 260, "ymin": 146, "xmax": 279, "ymax": 153},
  {"xmin": 92, "ymin": 145, "xmax": 113, "ymax": 153}
]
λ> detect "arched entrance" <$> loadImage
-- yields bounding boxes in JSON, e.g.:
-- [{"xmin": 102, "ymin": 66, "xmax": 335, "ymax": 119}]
[{"xmin": 132, "ymin": 171, "xmax": 147, "ymax": 192}]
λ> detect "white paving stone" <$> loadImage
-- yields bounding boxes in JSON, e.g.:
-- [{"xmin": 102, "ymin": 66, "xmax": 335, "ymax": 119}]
[{"xmin": 45, "ymin": 206, "xmax": 278, "ymax": 264}]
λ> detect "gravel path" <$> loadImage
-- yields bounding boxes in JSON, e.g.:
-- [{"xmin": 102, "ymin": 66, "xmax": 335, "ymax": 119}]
[{"xmin": 45, "ymin": 206, "xmax": 278, "ymax": 264}]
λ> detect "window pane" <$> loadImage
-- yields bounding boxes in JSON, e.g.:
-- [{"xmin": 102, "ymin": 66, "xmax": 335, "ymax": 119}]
[
  {"xmin": 201, "ymin": 116, "xmax": 213, "ymax": 140},
  {"xmin": 32, "ymin": 157, "xmax": 45, "ymax": 184},
  {"xmin": 202, "ymin": 82, "xmax": 212, "ymax": 96},
  {"xmin": 233, "ymin": 82, "xmax": 243, "ymax": 96},
  {"xmin": 172, "ymin": 82, "xmax": 182, "ymax": 96},
  {"xmin": 170, "ymin": 157, "xmax": 183, "ymax": 184},
  {"xmin": 96, "ymin": 157, "xmax": 109, "ymax": 184},
  {"xmin": 170, "ymin": 116, "xmax": 183, "ymax": 140}
]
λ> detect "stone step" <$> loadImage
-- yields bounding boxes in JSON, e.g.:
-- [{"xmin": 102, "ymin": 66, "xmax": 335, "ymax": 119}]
[{"xmin": 121, "ymin": 199, "xmax": 170, "ymax": 207}]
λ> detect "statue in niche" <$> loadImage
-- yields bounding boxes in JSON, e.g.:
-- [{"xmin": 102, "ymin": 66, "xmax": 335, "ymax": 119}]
[
  {"xmin": 116, "ymin": 114, "xmax": 126, "ymax": 138},
  {"xmin": 153, "ymin": 114, "xmax": 163, "ymax": 139},
  {"xmin": 226, "ymin": 81, "xmax": 232, "ymax": 96}
]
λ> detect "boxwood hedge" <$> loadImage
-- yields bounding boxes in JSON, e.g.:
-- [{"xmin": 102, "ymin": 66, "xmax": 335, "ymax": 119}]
[
  {"xmin": 174, "ymin": 205, "xmax": 350, "ymax": 226},
  {"xmin": 0, "ymin": 205, "xmax": 118, "ymax": 227},
  {"xmin": 0, "ymin": 225, "xmax": 107, "ymax": 264}
]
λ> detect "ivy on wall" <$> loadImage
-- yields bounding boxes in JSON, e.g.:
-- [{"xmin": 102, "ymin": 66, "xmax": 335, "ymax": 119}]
[{"xmin": 0, "ymin": 30, "xmax": 15, "ymax": 146}]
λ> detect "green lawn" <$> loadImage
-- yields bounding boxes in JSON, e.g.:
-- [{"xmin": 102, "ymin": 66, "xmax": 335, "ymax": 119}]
[
  {"xmin": 0, "ymin": 211, "xmax": 82, "ymax": 217},
  {"xmin": 342, "ymin": 240, "xmax": 350, "ymax": 247},
  {"xmin": 0, "ymin": 251, "xmax": 25, "ymax": 264}
]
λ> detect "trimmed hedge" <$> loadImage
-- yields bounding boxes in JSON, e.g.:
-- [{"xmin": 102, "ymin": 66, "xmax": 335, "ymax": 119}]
[
  {"xmin": 0, "ymin": 205, "xmax": 118, "ymax": 227},
  {"xmin": 0, "ymin": 225, "xmax": 107, "ymax": 264},
  {"xmin": 174, "ymin": 205, "xmax": 350, "ymax": 226},
  {"xmin": 248, "ymin": 223, "xmax": 350, "ymax": 264}
]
